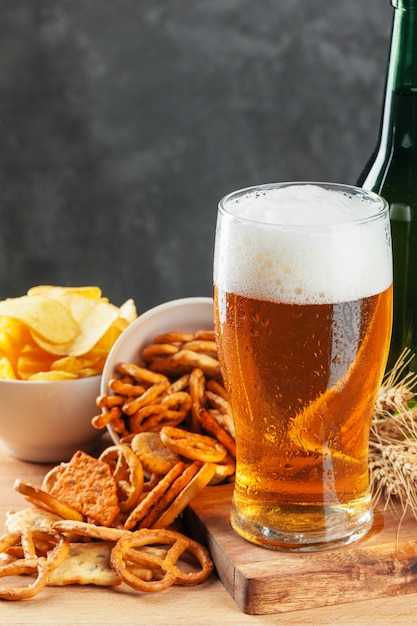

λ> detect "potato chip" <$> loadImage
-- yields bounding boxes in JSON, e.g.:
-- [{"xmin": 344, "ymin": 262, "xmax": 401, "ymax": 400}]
[
  {"xmin": 119, "ymin": 298, "xmax": 137, "ymax": 324},
  {"xmin": 16, "ymin": 343, "xmax": 58, "ymax": 380},
  {"xmin": 32, "ymin": 297, "xmax": 121, "ymax": 357},
  {"xmin": 27, "ymin": 285, "xmax": 104, "ymax": 301},
  {"xmin": 0, "ymin": 355, "xmax": 17, "ymax": 379},
  {"xmin": 0, "ymin": 286, "xmax": 137, "ymax": 380},
  {"xmin": 28, "ymin": 370, "xmax": 78, "ymax": 381},
  {"xmin": 0, "ymin": 296, "xmax": 79, "ymax": 344}
]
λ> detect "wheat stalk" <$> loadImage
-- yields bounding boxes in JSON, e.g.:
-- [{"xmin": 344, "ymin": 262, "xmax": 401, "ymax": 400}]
[{"xmin": 369, "ymin": 349, "xmax": 417, "ymax": 518}]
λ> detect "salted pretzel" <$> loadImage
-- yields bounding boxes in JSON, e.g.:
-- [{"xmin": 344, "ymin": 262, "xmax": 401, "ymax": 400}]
[
  {"xmin": 122, "ymin": 380, "xmax": 170, "ymax": 416},
  {"xmin": 52, "ymin": 520, "xmax": 125, "ymax": 543},
  {"xmin": 99, "ymin": 444, "xmax": 144, "ymax": 512},
  {"xmin": 189, "ymin": 367, "xmax": 206, "ymax": 432},
  {"xmin": 149, "ymin": 349, "xmax": 221, "ymax": 378},
  {"xmin": 152, "ymin": 462, "xmax": 216, "ymax": 530},
  {"xmin": 13, "ymin": 479, "xmax": 84, "ymax": 521},
  {"xmin": 116, "ymin": 362, "xmax": 169, "ymax": 385},
  {"xmin": 160, "ymin": 426, "xmax": 228, "ymax": 463},
  {"xmin": 198, "ymin": 406, "xmax": 236, "ymax": 459},
  {"xmin": 124, "ymin": 461, "xmax": 186, "ymax": 531},
  {"xmin": 152, "ymin": 332, "xmax": 193, "ymax": 344},
  {"xmin": 0, "ymin": 526, "xmax": 70, "ymax": 600},
  {"xmin": 110, "ymin": 528, "xmax": 213, "ymax": 592}
]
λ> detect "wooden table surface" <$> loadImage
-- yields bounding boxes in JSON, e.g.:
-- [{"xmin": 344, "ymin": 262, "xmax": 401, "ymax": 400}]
[{"xmin": 1, "ymin": 437, "xmax": 417, "ymax": 625}]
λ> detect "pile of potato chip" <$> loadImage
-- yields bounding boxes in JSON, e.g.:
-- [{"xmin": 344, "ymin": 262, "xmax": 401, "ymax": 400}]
[{"xmin": 0, "ymin": 286, "xmax": 137, "ymax": 381}]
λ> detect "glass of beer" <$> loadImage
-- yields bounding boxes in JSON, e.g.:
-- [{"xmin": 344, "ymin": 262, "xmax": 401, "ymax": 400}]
[{"xmin": 213, "ymin": 182, "xmax": 393, "ymax": 551}]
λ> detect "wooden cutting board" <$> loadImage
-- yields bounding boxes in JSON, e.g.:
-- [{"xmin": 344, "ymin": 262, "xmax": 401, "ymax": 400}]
[{"xmin": 185, "ymin": 483, "xmax": 417, "ymax": 615}]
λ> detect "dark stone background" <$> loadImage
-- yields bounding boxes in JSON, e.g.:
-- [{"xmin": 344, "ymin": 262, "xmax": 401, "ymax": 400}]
[{"xmin": 0, "ymin": 0, "xmax": 393, "ymax": 313}]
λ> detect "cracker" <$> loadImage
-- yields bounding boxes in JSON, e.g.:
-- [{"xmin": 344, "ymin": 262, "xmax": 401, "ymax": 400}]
[{"xmin": 49, "ymin": 450, "xmax": 120, "ymax": 527}]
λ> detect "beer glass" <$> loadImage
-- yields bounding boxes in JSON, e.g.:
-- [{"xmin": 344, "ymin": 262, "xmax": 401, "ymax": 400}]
[{"xmin": 213, "ymin": 182, "xmax": 392, "ymax": 551}]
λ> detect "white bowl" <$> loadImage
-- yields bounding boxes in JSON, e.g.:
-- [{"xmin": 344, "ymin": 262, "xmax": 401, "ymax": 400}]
[
  {"xmin": 0, "ymin": 376, "xmax": 102, "ymax": 463},
  {"xmin": 101, "ymin": 297, "xmax": 214, "ymax": 444}
]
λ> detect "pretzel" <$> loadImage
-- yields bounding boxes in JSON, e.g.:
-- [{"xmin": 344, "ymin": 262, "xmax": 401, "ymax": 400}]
[
  {"xmin": 96, "ymin": 393, "xmax": 124, "ymax": 408},
  {"xmin": 141, "ymin": 343, "xmax": 179, "ymax": 361},
  {"xmin": 116, "ymin": 362, "xmax": 169, "ymax": 385},
  {"xmin": 124, "ymin": 461, "xmax": 185, "ymax": 531},
  {"xmin": 0, "ymin": 557, "xmax": 49, "ymax": 600},
  {"xmin": 198, "ymin": 406, "xmax": 236, "ymax": 459},
  {"xmin": 129, "ymin": 404, "xmax": 168, "ymax": 432},
  {"xmin": 182, "ymin": 340, "xmax": 217, "ymax": 357},
  {"xmin": 52, "ymin": 520, "xmax": 126, "ymax": 543},
  {"xmin": 138, "ymin": 461, "xmax": 201, "ymax": 529},
  {"xmin": 160, "ymin": 426, "xmax": 228, "ymax": 463},
  {"xmin": 189, "ymin": 367, "xmax": 206, "ymax": 432},
  {"xmin": 122, "ymin": 381, "xmax": 170, "ymax": 416},
  {"xmin": 152, "ymin": 462, "xmax": 216, "ymax": 530},
  {"xmin": 0, "ymin": 526, "xmax": 70, "ymax": 600},
  {"xmin": 41, "ymin": 463, "xmax": 66, "ymax": 493},
  {"xmin": 167, "ymin": 373, "xmax": 190, "ymax": 393},
  {"xmin": 149, "ymin": 349, "xmax": 221, "ymax": 378},
  {"xmin": 138, "ymin": 408, "xmax": 188, "ymax": 432},
  {"xmin": 136, "ymin": 392, "xmax": 192, "ymax": 432},
  {"xmin": 210, "ymin": 454, "xmax": 236, "ymax": 485},
  {"xmin": 99, "ymin": 445, "xmax": 144, "ymax": 512},
  {"xmin": 153, "ymin": 332, "xmax": 193, "ymax": 344},
  {"xmin": 206, "ymin": 378, "xmax": 229, "ymax": 400},
  {"xmin": 110, "ymin": 528, "xmax": 213, "ymax": 592},
  {"xmin": 194, "ymin": 330, "xmax": 215, "ymax": 341},
  {"xmin": 91, "ymin": 406, "xmax": 123, "ymax": 430},
  {"xmin": 108, "ymin": 379, "xmax": 147, "ymax": 397},
  {"xmin": 13, "ymin": 479, "xmax": 84, "ymax": 521},
  {"xmin": 131, "ymin": 432, "xmax": 181, "ymax": 475}
]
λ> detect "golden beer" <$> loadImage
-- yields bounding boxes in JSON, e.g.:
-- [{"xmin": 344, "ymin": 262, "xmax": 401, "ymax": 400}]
[{"xmin": 214, "ymin": 183, "xmax": 393, "ymax": 550}]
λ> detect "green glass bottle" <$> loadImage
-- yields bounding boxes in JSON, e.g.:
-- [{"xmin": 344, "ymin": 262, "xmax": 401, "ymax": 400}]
[{"xmin": 357, "ymin": 0, "xmax": 417, "ymax": 374}]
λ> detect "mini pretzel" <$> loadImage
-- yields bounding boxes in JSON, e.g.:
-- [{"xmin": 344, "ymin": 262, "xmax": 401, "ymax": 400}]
[
  {"xmin": 13, "ymin": 479, "xmax": 84, "ymax": 522},
  {"xmin": 139, "ymin": 408, "xmax": 188, "ymax": 432},
  {"xmin": 99, "ymin": 445, "xmax": 144, "ymax": 512},
  {"xmin": 141, "ymin": 343, "xmax": 179, "ymax": 361},
  {"xmin": 194, "ymin": 330, "xmax": 215, "ymax": 341},
  {"xmin": 116, "ymin": 362, "xmax": 169, "ymax": 385},
  {"xmin": 167, "ymin": 373, "xmax": 190, "ymax": 393},
  {"xmin": 182, "ymin": 340, "xmax": 217, "ymax": 357},
  {"xmin": 153, "ymin": 332, "xmax": 193, "ymax": 344},
  {"xmin": 96, "ymin": 393, "xmax": 124, "ymax": 408},
  {"xmin": 122, "ymin": 380, "xmax": 170, "ymax": 415},
  {"xmin": 108, "ymin": 378, "xmax": 147, "ymax": 397},
  {"xmin": 160, "ymin": 426, "xmax": 227, "ymax": 463},
  {"xmin": 129, "ymin": 404, "xmax": 167, "ymax": 432},
  {"xmin": 110, "ymin": 528, "xmax": 213, "ymax": 592},
  {"xmin": 92, "ymin": 406, "xmax": 123, "ymax": 430},
  {"xmin": 149, "ymin": 350, "xmax": 221, "ymax": 378}
]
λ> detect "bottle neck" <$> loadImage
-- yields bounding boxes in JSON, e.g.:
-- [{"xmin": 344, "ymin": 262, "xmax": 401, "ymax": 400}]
[
  {"xmin": 379, "ymin": 2, "xmax": 417, "ymax": 149},
  {"xmin": 391, "ymin": 0, "xmax": 417, "ymax": 9},
  {"xmin": 387, "ymin": 1, "xmax": 417, "ymax": 91}
]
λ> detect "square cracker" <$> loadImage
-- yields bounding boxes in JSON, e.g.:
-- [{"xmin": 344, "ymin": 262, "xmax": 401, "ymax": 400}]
[{"xmin": 49, "ymin": 450, "xmax": 119, "ymax": 526}]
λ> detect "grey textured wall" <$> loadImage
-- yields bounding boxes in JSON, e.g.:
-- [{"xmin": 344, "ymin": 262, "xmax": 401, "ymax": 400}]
[{"xmin": 0, "ymin": 0, "xmax": 393, "ymax": 313}]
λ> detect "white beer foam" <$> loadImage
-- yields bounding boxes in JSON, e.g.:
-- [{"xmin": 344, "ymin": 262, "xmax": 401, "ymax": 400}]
[{"xmin": 214, "ymin": 185, "xmax": 392, "ymax": 305}]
